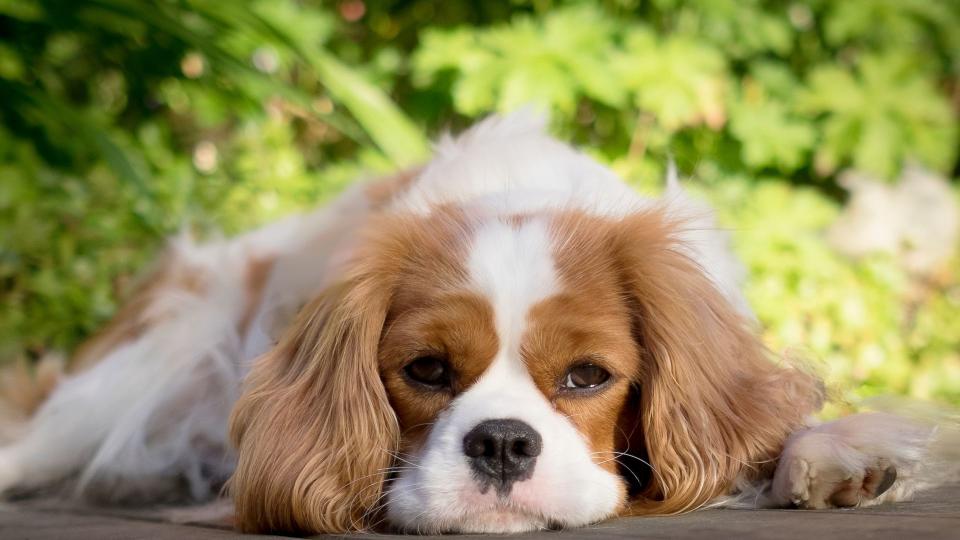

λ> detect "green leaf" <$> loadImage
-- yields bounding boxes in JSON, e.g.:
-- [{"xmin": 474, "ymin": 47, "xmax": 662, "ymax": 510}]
[
  {"xmin": 615, "ymin": 30, "xmax": 729, "ymax": 132},
  {"xmin": 196, "ymin": 0, "xmax": 429, "ymax": 165},
  {"xmin": 411, "ymin": 6, "xmax": 625, "ymax": 119},
  {"xmin": 313, "ymin": 52, "xmax": 429, "ymax": 165},
  {"xmin": 730, "ymin": 91, "xmax": 814, "ymax": 171},
  {"xmin": 798, "ymin": 53, "xmax": 957, "ymax": 179}
]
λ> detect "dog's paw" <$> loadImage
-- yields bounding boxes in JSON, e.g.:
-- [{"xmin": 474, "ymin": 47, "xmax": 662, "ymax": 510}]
[{"xmin": 772, "ymin": 432, "xmax": 898, "ymax": 509}]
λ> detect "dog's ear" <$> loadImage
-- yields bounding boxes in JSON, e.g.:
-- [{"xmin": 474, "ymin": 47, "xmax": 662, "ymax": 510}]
[
  {"xmin": 228, "ymin": 270, "xmax": 399, "ymax": 534},
  {"xmin": 611, "ymin": 209, "xmax": 822, "ymax": 514}
]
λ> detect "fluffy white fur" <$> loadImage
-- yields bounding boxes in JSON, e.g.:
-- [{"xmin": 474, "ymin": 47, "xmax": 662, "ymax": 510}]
[
  {"xmin": 0, "ymin": 236, "xmax": 249, "ymax": 502},
  {"xmin": 0, "ymin": 112, "xmax": 946, "ymax": 530},
  {"xmin": 0, "ymin": 184, "xmax": 375, "ymax": 503}
]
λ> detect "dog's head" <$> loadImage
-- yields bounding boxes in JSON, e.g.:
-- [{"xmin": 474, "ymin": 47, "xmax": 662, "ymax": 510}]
[{"xmin": 228, "ymin": 199, "xmax": 821, "ymax": 534}]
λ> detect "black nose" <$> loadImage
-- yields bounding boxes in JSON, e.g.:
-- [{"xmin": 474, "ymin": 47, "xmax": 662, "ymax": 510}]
[{"xmin": 462, "ymin": 419, "xmax": 542, "ymax": 494}]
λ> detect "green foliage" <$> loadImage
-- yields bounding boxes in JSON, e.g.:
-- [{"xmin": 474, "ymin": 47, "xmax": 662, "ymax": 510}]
[
  {"xmin": 0, "ymin": 0, "xmax": 958, "ymax": 405},
  {"xmin": 707, "ymin": 179, "xmax": 960, "ymax": 406},
  {"xmin": 729, "ymin": 92, "xmax": 815, "ymax": 172},
  {"xmin": 413, "ymin": 6, "xmax": 625, "ymax": 116},
  {"xmin": 411, "ymin": 1, "xmax": 958, "ymax": 181},
  {"xmin": 614, "ymin": 28, "xmax": 728, "ymax": 132},
  {"xmin": 0, "ymin": 0, "xmax": 406, "ymax": 359},
  {"xmin": 799, "ymin": 53, "xmax": 957, "ymax": 178}
]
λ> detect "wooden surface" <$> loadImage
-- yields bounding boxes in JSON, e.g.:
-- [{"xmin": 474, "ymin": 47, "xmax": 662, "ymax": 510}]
[{"xmin": 1, "ymin": 483, "xmax": 957, "ymax": 539}]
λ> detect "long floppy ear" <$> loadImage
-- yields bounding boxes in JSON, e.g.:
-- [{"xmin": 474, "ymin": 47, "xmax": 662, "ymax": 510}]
[
  {"xmin": 613, "ymin": 209, "xmax": 822, "ymax": 514},
  {"xmin": 228, "ymin": 271, "xmax": 399, "ymax": 534}
]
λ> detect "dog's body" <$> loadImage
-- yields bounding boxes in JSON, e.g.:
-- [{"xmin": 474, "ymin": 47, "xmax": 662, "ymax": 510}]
[{"xmin": 0, "ymin": 114, "xmax": 938, "ymax": 534}]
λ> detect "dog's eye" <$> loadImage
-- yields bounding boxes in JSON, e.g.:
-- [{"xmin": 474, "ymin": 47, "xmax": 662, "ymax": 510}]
[
  {"xmin": 403, "ymin": 355, "xmax": 451, "ymax": 388},
  {"xmin": 563, "ymin": 363, "xmax": 611, "ymax": 390}
]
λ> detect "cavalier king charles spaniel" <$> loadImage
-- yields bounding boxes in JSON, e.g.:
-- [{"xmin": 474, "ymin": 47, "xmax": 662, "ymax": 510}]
[{"xmin": 0, "ymin": 113, "xmax": 941, "ymax": 535}]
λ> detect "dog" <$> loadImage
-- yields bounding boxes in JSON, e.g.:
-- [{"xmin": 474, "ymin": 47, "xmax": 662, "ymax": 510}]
[{"xmin": 0, "ymin": 113, "xmax": 938, "ymax": 534}]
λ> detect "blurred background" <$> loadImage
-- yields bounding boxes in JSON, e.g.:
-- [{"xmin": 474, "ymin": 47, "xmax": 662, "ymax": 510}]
[{"xmin": 0, "ymin": 0, "xmax": 958, "ymax": 408}]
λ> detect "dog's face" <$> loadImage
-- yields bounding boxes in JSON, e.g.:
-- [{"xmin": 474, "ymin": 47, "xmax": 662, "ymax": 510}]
[
  {"xmin": 228, "ymin": 206, "xmax": 821, "ymax": 535},
  {"xmin": 379, "ymin": 212, "xmax": 638, "ymax": 532}
]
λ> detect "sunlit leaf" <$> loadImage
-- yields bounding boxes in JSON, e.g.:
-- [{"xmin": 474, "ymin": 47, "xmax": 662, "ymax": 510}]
[
  {"xmin": 798, "ymin": 53, "xmax": 957, "ymax": 179},
  {"xmin": 614, "ymin": 30, "xmax": 729, "ymax": 131}
]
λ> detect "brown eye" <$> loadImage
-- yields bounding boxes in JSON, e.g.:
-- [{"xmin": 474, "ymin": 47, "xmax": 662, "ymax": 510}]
[
  {"xmin": 403, "ymin": 355, "xmax": 451, "ymax": 389},
  {"xmin": 563, "ymin": 363, "xmax": 611, "ymax": 390}
]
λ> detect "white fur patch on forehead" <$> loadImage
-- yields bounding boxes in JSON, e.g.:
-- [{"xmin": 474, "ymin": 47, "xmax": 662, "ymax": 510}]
[{"xmin": 468, "ymin": 218, "xmax": 557, "ymax": 346}]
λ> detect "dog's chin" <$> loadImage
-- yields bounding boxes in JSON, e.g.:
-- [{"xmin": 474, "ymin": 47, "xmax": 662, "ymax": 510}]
[
  {"xmin": 392, "ymin": 504, "xmax": 550, "ymax": 534},
  {"xmin": 450, "ymin": 509, "xmax": 551, "ymax": 534}
]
